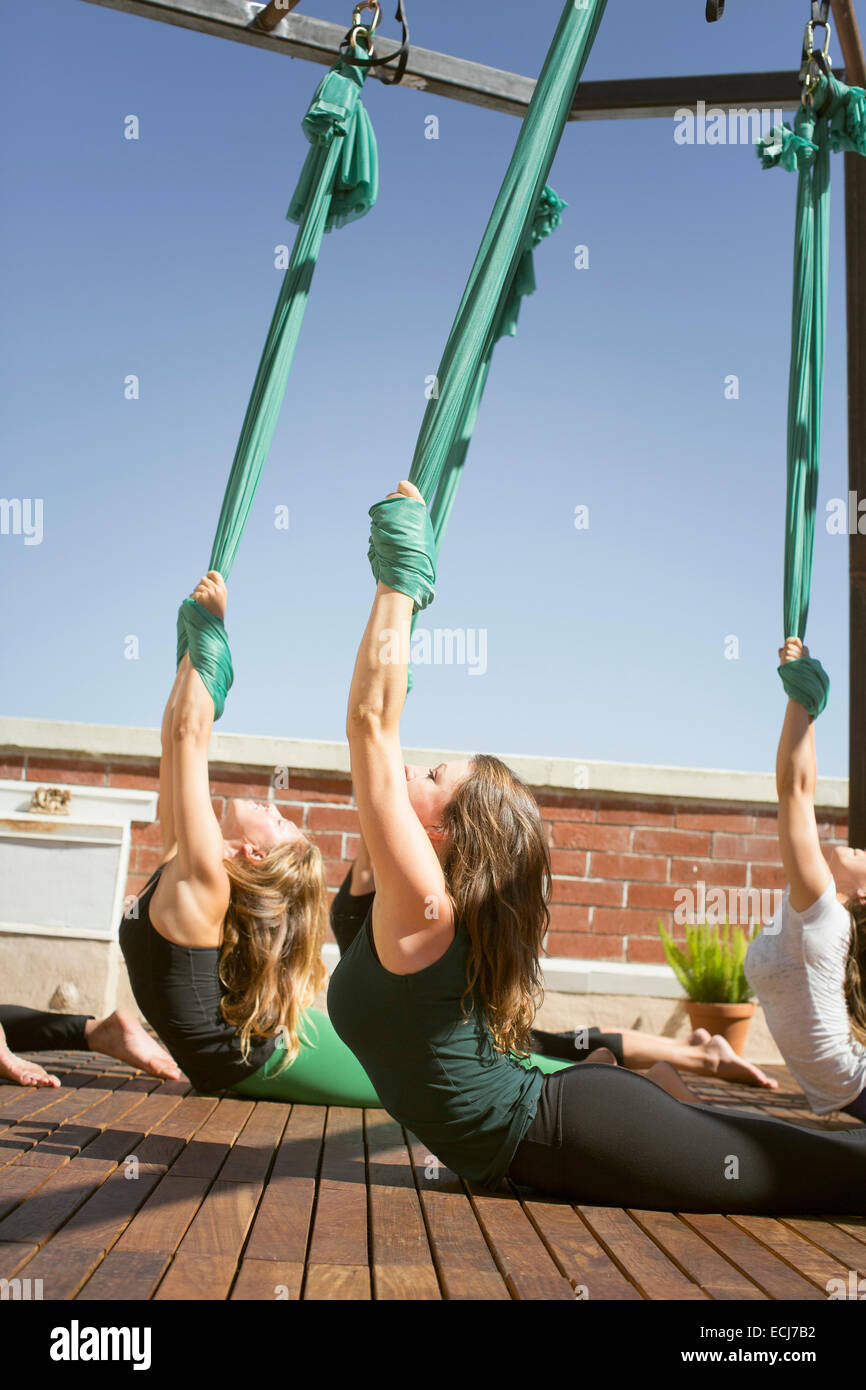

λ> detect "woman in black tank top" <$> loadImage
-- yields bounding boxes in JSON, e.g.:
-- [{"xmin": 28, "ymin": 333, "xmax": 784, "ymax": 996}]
[{"xmin": 121, "ymin": 570, "xmax": 329, "ymax": 1093}]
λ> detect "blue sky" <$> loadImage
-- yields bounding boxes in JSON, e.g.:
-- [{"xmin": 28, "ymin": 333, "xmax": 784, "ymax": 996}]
[{"xmin": 0, "ymin": 0, "xmax": 854, "ymax": 777}]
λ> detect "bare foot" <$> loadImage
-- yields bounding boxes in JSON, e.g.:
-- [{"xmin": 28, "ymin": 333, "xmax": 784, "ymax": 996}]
[
  {"xmin": 0, "ymin": 1049, "xmax": 61, "ymax": 1088},
  {"xmin": 647, "ymin": 1060, "xmax": 702, "ymax": 1103},
  {"xmin": 85, "ymin": 1011, "xmax": 181, "ymax": 1081},
  {"xmin": 701, "ymin": 1034, "xmax": 778, "ymax": 1090},
  {"xmin": 689, "ymin": 1028, "xmax": 712, "ymax": 1045},
  {"xmin": 583, "ymin": 1047, "xmax": 618, "ymax": 1065}
]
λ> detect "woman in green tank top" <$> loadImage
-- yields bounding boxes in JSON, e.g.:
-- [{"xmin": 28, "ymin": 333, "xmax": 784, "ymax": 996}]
[{"xmin": 327, "ymin": 481, "xmax": 866, "ymax": 1215}]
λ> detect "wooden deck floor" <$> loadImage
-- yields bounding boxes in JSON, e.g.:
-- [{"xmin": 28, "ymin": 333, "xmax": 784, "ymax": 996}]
[{"xmin": 1, "ymin": 1053, "xmax": 864, "ymax": 1301}]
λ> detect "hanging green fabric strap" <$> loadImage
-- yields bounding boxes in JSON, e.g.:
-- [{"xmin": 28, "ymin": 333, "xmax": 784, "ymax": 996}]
[
  {"xmin": 177, "ymin": 51, "xmax": 377, "ymax": 718},
  {"xmin": 368, "ymin": 495, "xmax": 437, "ymax": 613},
  {"xmin": 176, "ymin": 598, "xmax": 234, "ymax": 721},
  {"xmin": 757, "ymin": 75, "xmax": 866, "ymax": 718}
]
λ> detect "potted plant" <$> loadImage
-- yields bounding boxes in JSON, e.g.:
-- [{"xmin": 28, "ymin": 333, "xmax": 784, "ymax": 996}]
[{"xmin": 657, "ymin": 918, "xmax": 759, "ymax": 1056}]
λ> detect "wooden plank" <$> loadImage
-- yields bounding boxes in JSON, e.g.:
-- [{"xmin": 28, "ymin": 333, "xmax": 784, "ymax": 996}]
[
  {"xmin": 303, "ymin": 1264, "xmax": 371, "ymax": 1300},
  {"xmin": 629, "ymin": 1209, "xmax": 767, "ymax": 1300},
  {"xmin": 110, "ymin": 1174, "xmax": 211, "ymax": 1254},
  {"xmin": 729, "ymin": 1214, "xmax": 860, "ymax": 1292},
  {"xmin": 167, "ymin": 1096, "xmax": 254, "ymax": 1179},
  {"xmin": 232, "ymin": 1258, "xmax": 305, "ymax": 1300},
  {"xmin": 76, "ymin": 2, "xmax": 813, "ymax": 121},
  {"xmin": 217, "ymin": 1099, "xmax": 289, "ymax": 1183},
  {"xmin": 0, "ymin": 1152, "xmax": 69, "ymax": 1221},
  {"xmin": 366, "ymin": 1115, "xmax": 440, "ymax": 1300},
  {"xmin": 406, "ymin": 1134, "xmax": 509, "ymax": 1301},
  {"xmin": 154, "ymin": 1251, "xmax": 238, "ymax": 1300},
  {"xmin": 468, "ymin": 1186, "xmax": 578, "ymax": 1301},
  {"xmin": 305, "ymin": 1107, "xmax": 368, "ymax": 1271},
  {"xmin": 0, "ymin": 1155, "xmax": 116, "ymax": 1246},
  {"xmin": 679, "ymin": 1214, "xmax": 828, "ymax": 1300},
  {"xmin": 76, "ymin": 1250, "xmax": 172, "ymax": 1301},
  {"xmin": 578, "ymin": 1207, "xmax": 708, "ymax": 1300},
  {"xmin": 244, "ymin": 1104, "xmax": 325, "ymax": 1262},
  {"xmin": 781, "ymin": 1217, "xmax": 866, "ymax": 1274},
  {"xmin": 173, "ymin": 1178, "xmax": 261, "ymax": 1257},
  {"xmin": 833, "ymin": 1218, "xmax": 866, "ymax": 1247},
  {"xmin": 0, "ymin": 1241, "xmax": 40, "ymax": 1280},
  {"xmin": 523, "ymin": 1200, "xmax": 643, "ymax": 1301},
  {"xmin": 41, "ymin": 1163, "xmax": 165, "ymax": 1255}
]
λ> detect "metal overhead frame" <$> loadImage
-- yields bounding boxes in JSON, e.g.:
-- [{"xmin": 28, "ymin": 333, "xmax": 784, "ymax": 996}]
[{"xmin": 76, "ymin": 0, "xmax": 865, "ymax": 843}]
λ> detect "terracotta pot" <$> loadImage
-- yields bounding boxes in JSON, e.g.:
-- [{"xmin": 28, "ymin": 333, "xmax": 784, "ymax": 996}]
[{"xmin": 684, "ymin": 1000, "xmax": 757, "ymax": 1057}]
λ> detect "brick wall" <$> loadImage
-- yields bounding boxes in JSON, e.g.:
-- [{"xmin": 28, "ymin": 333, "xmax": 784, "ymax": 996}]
[{"xmin": 2, "ymin": 749, "xmax": 848, "ymax": 962}]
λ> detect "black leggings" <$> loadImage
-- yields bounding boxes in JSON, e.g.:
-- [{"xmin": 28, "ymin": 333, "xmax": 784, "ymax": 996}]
[
  {"xmin": 0, "ymin": 1005, "xmax": 92, "ymax": 1054},
  {"xmin": 507, "ymin": 1063, "xmax": 866, "ymax": 1215}
]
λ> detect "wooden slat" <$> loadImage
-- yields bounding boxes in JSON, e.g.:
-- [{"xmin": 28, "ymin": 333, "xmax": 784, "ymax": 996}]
[
  {"xmin": 578, "ymin": 1207, "xmax": 708, "ymax": 1300},
  {"xmin": 305, "ymin": 1107, "xmax": 368, "ymax": 1274},
  {"xmin": 0, "ymin": 1155, "xmax": 116, "ymax": 1246},
  {"xmin": 729, "ymin": 1214, "xmax": 860, "ymax": 1292},
  {"xmin": 406, "ymin": 1134, "xmax": 509, "ymax": 1301},
  {"xmin": 108, "ymin": 1174, "xmax": 211, "ymax": 1255},
  {"xmin": 629, "ymin": 1209, "xmax": 767, "ymax": 1300},
  {"xmin": 0, "ymin": 1152, "xmax": 73, "ymax": 1221},
  {"xmin": 173, "ymin": 1178, "xmax": 261, "ymax": 1258},
  {"xmin": 679, "ymin": 1214, "xmax": 827, "ymax": 1300},
  {"xmin": 167, "ymin": 1097, "xmax": 254, "ymax": 1179},
  {"xmin": 232, "ymin": 1258, "xmax": 305, "ymax": 1301},
  {"xmin": 217, "ymin": 1099, "xmax": 289, "ymax": 1183},
  {"xmin": 366, "ymin": 1115, "xmax": 440, "ymax": 1301},
  {"xmin": 468, "ymin": 1186, "xmax": 577, "ymax": 1300},
  {"xmin": 76, "ymin": 1250, "xmax": 173, "ymax": 1301},
  {"xmin": 154, "ymin": 1252, "xmax": 238, "ymax": 1300},
  {"xmin": 303, "ymin": 1265, "xmax": 371, "ymax": 1300},
  {"xmin": 243, "ymin": 1104, "xmax": 325, "ymax": 1262},
  {"xmin": 781, "ymin": 1217, "xmax": 866, "ymax": 1274},
  {"xmin": 523, "ymin": 1200, "xmax": 643, "ymax": 1301}
]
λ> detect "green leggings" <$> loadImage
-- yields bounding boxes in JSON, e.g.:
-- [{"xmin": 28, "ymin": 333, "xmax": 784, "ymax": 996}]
[{"xmin": 231, "ymin": 1006, "xmax": 572, "ymax": 1108}]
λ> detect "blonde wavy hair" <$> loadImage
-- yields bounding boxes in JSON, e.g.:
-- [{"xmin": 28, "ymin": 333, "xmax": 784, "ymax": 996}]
[
  {"xmin": 439, "ymin": 754, "xmax": 551, "ymax": 1058},
  {"xmin": 220, "ymin": 838, "xmax": 328, "ymax": 1072},
  {"xmin": 845, "ymin": 896, "xmax": 866, "ymax": 1050}
]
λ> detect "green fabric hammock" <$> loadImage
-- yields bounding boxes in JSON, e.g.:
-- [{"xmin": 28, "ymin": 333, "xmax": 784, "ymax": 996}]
[
  {"xmin": 177, "ymin": 50, "xmax": 378, "ymax": 719},
  {"xmin": 368, "ymin": 0, "xmax": 608, "ymax": 620},
  {"xmin": 757, "ymin": 73, "xmax": 866, "ymax": 718}
]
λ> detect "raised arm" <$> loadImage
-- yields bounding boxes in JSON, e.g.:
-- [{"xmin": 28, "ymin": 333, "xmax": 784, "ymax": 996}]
[
  {"xmin": 346, "ymin": 483, "xmax": 452, "ymax": 974},
  {"xmin": 159, "ymin": 573, "xmax": 231, "ymax": 937},
  {"xmin": 776, "ymin": 637, "xmax": 832, "ymax": 913}
]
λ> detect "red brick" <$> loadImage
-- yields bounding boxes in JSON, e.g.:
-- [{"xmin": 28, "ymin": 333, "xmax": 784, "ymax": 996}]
[
  {"xmin": 290, "ymin": 776, "xmax": 353, "ymax": 800},
  {"xmin": 627, "ymin": 938, "xmax": 674, "ymax": 965},
  {"xmin": 307, "ymin": 806, "xmax": 360, "ymax": 833},
  {"xmin": 547, "ymin": 905, "xmax": 591, "ymax": 933},
  {"xmin": 323, "ymin": 858, "xmax": 349, "ymax": 889},
  {"xmin": 135, "ymin": 847, "xmax": 168, "ymax": 875},
  {"xmin": 591, "ymin": 853, "xmax": 668, "ymax": 883},
  {"xmin": 626, "ymin": 883, "xmax": 684, "ymax": 911},
  {"xmin": 130, "ymin": 821, "xmax": 165, "ymax": 846},
  {"xmin": 107, "ymin": 764, "xmax": 160, "ymax": 790},
  {"xmin": 269, "ymin": 801, "xmax": 310, "ymax": 824},
  {"xmin": 545, "ymin": 933, "xmax": 625, "ymax": 961},
  {"xmin": 597, "ymin": 807, "xmax": 675, "ymax": 827},
  {"xmin": 208, "ymin": 773, "xmax": 274, "ymax": 798},
  {"xmin": 670, "ymin": 858, "xmax": 749, "ymax": 887},
  {"xmin": 0, "ymin": 758, "xmax": 25, "ymax": 778},
  {"xmin": 550, "ymin": 877, "xmax": 622, "ymax": 907},
  {"xmin": 28, "ymin": 759, "xmax": 106, "ymax": 786},
  {"xmin": 593, "ymin": 906, "xmax": 671, "ymax": 935},
  {"xmin": 633, "ymin": 828, "xmax": 711, "ymax": 856},
  {"xmin": 344, "ymin": 835, "xmax": 360, "ymax": 858},
  {"xmin": 713, "ymin": 833, "xmax": 779, "ymax": 863},
  {"xmin": 549, "ymin": 849, "xmax": 588, "ymax": 877},
  {"xmin": 676, "ymin": 811, "xmax": 755, "ymax": 833},
  {"xmin": 748, "ymin": 865, "xmax": 787, "ymax": 892},
  {"xmin": 754, "ymin": 814, "xmax": 780, "ymax": 835},
  {"xmin": 538, "ymin": 803, "xmax": 597, "ymax": 823},
  {"xmin": 306, "ymin": 831, "xmax": 343, "ymax": 859},
  {"xmin": 550, "ymin": 823, "xmax": 630, "ymax": 852}
]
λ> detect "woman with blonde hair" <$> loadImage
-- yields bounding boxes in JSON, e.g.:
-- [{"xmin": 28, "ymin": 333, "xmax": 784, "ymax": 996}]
[
  {"xmin": 120, "ymin": 570, "xmax": 376, "ymax": 1103},
  {"xmin": 328, "ymin": 482, "xmax": 866, "ymax": 1213}
]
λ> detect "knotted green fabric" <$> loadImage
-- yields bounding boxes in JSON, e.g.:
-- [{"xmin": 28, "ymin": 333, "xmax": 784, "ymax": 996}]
[
  {"xmin": 366, "ymin": 0, "xmax": 606, "ymax": 681},
  {"xmin": 177, "ymin": 50, "xmax": 378, "ymax": 718},
  {"xmin": 758, "ymin": 75, "xmax": 866, "ymax": 718},
  {"xmin": 368, "ymin": 496, "xmax": 436, "ymax": 614}
]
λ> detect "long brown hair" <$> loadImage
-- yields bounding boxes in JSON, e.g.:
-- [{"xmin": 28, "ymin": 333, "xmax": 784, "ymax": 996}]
[
  {"xmin": 439, "ymin": 754, "xmax": 551, "ymax": 1057},
  {"xmin": 220, "ymin": 838, "xmax": 328, "ymax": 1071},
  {"xmin": 845, "ymin": 895, "xmax": 866, "ymax": 1049}
]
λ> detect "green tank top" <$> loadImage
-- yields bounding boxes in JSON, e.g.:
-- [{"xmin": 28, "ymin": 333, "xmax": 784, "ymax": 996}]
[{"xmin": 327, "ymin": 910, "xmax": 545, "ymax": 1187}]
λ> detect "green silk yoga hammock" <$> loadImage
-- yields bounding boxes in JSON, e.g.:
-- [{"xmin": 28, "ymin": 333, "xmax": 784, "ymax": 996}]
[{"xmin": 757, "ymin": 71, "xmax": 866, "ymax": 719}]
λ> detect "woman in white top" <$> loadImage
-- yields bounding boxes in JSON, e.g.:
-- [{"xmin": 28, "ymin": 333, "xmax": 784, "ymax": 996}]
[{"xmin": 745, "ymin": 638, "xmax": 866, "ymax": 1122}]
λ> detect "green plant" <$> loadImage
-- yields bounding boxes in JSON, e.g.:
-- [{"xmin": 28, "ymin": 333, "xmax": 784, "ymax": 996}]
[{"xmin": 657, "ymin": 918, "xmax": 757, "ymax": 1004}]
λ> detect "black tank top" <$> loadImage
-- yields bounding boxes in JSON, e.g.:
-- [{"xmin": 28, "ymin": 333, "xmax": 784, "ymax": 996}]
[{"xmin": 119, "ymin": 862, "xmax": 276, "ymax": 1091}]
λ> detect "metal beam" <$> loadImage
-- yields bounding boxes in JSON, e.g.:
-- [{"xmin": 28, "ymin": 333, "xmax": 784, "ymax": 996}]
[
  {"xmin": 832, "ymin": 0, "xmax": 866, "ymax": 847},
  {"xmin": 77, "ymin": 0, "xmax": 814, "ymax": 118}
]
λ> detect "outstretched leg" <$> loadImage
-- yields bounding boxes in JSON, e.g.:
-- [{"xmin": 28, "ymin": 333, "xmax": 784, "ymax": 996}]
[{"xmin": 0, "ymin": 1004, "xmax": 180, "ymax": 1086}]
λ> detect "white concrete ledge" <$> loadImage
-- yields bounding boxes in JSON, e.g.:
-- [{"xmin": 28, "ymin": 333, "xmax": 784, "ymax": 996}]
[{"xmin": 0, "ymin": 717, "xmax": 848, "ymax": 808}]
